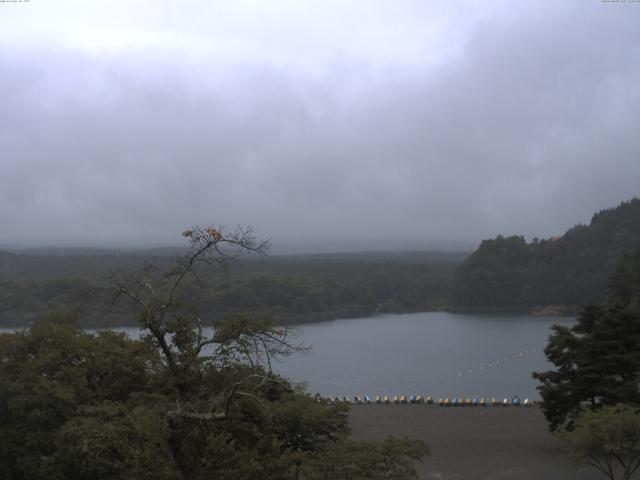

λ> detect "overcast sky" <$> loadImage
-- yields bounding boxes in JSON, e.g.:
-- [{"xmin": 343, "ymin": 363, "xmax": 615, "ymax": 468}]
[{"xmin": 1, "ymin": 1, "xmax": 639, "ymax": 251}]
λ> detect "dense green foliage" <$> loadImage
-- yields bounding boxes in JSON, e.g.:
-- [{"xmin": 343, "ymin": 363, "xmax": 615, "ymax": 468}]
[
  {"xmin": 203, "ymin": 261, "xmax": 454, "ymax": 320},
  {"xmin": 0, "ymin": 317, "xmax": 426, "ymax": 479},
  {"xmin": 533, "ymin": 249, "xmax": 640, "ymax": 431},
  {"xmin": 0, "ymin": 226, "xmax": 428, "ymax": 479},
  {"xmin": 557, "ymin": 405, "xmax": 640, "ymax": 480},
  {"xmin": 452, "ymin": 198, "xmax": 640, "ymax": 310},
  {"xmin": 0, "ymin": 250, "xmax": 462, "ymax": 327}
]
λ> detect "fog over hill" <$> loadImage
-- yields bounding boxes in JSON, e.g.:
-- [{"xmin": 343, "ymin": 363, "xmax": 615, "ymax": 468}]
[{"xmin": 1, "ymin": 1, "xmax": 639, "ymax": 249}]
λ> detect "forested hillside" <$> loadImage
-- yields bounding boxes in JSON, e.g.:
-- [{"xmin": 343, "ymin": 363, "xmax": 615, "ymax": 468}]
[
  {"xmin": 4, "ymin": 199, "xmax": 637, "ymax": 323},
  {"xmin": 0, "ymin": 250, "xmax": 465, "ymax": 327},
  {"xmin": 451, "ymin": 198, "xmax": 640, "ymax": 311}
]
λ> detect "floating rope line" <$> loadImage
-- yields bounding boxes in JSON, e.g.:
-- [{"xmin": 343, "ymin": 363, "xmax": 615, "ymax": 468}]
[{"xmin": 455, "ymin": 347, "xmax": 539, "ymax": 378}]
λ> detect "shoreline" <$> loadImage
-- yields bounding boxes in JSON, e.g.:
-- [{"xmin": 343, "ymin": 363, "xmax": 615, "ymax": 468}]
[
  {"xmin": 0, "ymin": 306, "xmax": 577, "ymax": 329},
  {"xmin": 349, "ymin": 404, "xmax": 600, "ymax": 480}
]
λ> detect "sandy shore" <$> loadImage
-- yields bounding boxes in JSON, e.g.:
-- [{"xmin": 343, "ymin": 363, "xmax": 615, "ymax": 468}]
[{"xmin": 349, "ymin": 404, "xmax": 602, "ymax": 480}]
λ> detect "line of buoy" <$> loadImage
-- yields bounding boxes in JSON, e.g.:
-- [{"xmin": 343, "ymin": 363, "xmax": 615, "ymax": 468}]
[{"xmin": 455, "ymin": 347, "xmax": 540, "ymax": 378}]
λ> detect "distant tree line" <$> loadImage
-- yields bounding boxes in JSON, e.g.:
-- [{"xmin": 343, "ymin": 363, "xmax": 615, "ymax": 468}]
[
  {"xmin": 3, "ymin": 198, "xmax": 638, "ymax": 323},
  {"xmin": 0, "ymin": 250, "xmax": 460, "ymax": 327}
]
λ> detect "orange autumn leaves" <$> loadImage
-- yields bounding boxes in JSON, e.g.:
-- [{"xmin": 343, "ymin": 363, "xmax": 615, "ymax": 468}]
[{"xmin": 182, "ymin": 227, "xmax": 223, "ymax": 242}]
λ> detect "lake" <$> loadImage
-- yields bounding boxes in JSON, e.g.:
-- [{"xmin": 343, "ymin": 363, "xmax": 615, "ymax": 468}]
[
  {"xmin": 1, "ymin": 311, "xmax": 574, "ymax": 400},
  {"xmin": 272, "ymin": 312, "xmax": 574, "ymax": 400}
]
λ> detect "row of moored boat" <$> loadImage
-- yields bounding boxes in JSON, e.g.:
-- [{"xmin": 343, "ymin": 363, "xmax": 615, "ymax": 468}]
[{"xmin": 324, "ymin": 395, "xmax": 533, "ymax": 407}]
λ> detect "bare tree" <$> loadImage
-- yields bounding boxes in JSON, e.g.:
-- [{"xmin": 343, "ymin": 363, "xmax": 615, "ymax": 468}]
[{"xmin": 106, "ymin": 225, "xmax": 305, "ymax": 402}]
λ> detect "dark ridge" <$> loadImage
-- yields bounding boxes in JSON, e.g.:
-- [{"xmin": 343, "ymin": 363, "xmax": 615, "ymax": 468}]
[{"xmin": 451, "ymin": 198, "xmax": 640, "ymax": 310}]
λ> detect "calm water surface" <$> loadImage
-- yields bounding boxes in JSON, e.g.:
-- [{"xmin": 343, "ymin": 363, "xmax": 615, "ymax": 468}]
[
  {"xmin": 273, "ymin": 312, "xmax": 574, "ymax": 400},
  {"xmin": 1, "ymin": 312, "xmax": 574, "ymax": 400}
]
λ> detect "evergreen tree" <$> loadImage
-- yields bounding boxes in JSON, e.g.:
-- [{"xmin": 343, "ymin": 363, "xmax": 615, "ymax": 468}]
[{"xmin": 533, "ymin": 249, "xmax": 640, "ymax": 430}]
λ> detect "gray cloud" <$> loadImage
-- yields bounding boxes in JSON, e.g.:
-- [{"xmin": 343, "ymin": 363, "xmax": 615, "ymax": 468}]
[{"xmin": 0, "ymin": 1, "xmax": 639, "ymax": 251}]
